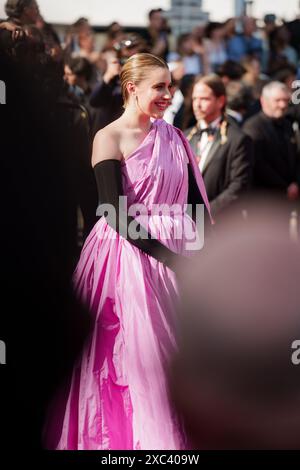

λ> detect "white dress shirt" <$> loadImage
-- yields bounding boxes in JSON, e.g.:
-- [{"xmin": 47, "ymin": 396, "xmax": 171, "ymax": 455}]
[{"xmin": 198, "ymin": 116, "xmax": 221, "ymax": 173}]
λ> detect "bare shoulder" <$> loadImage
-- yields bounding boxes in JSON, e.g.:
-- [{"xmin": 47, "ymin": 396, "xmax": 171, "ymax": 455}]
[{"xmin": 91, "ymin": 122, "xmax": 122, "ymax": 167}]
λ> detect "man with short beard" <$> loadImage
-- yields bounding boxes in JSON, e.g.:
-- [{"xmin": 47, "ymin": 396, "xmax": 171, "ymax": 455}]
[{"xmin": 186, "ymin": 74, "xmax": 253, "ymax": 217}]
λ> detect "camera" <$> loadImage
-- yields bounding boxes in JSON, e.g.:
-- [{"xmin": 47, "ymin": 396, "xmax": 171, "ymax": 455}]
[{"xmin": 114, "ymin": 34, "xmax": 147, "ymax": 63}]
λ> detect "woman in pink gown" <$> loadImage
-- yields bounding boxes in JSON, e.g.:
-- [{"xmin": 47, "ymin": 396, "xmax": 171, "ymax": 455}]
[{"xmin": 44, "ymin": 53, "xmax": 211, "ymax": 450}]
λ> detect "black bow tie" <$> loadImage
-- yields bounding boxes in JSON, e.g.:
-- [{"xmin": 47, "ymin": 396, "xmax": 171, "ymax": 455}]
[{"xmin": 199, "ymin": 126, "xmax": 217, "ymax": 136}]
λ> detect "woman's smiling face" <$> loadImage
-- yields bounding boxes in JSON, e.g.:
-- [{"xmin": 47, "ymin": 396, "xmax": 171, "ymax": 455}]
[{"xmin": 133, "ymin": 67, "xmax": 173, "ymax": 119}]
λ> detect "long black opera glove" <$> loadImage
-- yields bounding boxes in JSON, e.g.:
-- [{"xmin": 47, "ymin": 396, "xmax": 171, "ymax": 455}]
[
  {"xmin": 187, "ymin": 163, "xmax": 211, "ymax": 242},
  {"xmin": 94, "ymin": 159, "xmax": 184, "ymax": 270},
  {"xmin": 187, "ymin": 163, "xmax": 205, "ymax": 221}
]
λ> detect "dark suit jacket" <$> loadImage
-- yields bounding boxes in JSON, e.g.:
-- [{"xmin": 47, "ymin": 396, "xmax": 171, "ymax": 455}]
[
  {"xmin": 243, "ymin": 111, "xmax": 300, "ymax": 191},
  {"xmin": 185, "ymin": 120, "xmax": 253, "ymax": 215}
]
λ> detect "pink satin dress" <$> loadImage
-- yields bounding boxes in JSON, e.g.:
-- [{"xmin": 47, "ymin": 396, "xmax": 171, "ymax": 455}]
[{"xmin": 44, "ymin": 119, "xmax": 210, "ymax": 450}]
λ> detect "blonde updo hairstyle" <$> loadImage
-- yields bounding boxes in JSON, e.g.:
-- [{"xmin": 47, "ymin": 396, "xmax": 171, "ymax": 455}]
[{"xmin": 120, "ymin": 53, "xmax": 169, "ymax": 108}]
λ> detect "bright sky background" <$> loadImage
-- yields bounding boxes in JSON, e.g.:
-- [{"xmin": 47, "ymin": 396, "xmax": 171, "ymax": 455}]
[{"xmin": 0, "ymin": 0, "xmax": 299, "ymax": 25}]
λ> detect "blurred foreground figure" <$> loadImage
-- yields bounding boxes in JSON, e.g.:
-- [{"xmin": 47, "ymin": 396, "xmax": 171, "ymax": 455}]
[
  {"xmin": 0, "ymin": 22, "xmax": 92, "ymax": 457},
  {"xmin": 171, "ymin": 199, "xmax": 300, "ymax": 449}
]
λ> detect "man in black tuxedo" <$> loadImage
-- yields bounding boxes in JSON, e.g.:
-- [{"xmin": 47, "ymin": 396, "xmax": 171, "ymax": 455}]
[
  {"xmin": 185, "ymin": 74, "xmax": 253, "ymax": 217},
  {"xmin": 243, "ymin": 81, "xmax": 300, "ymax": 200}
]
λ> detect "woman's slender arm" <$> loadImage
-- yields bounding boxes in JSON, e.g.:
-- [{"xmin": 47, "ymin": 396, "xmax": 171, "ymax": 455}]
[{"xmin": 92, "ymin": 130, "xmax": 184, "ymax": 271}]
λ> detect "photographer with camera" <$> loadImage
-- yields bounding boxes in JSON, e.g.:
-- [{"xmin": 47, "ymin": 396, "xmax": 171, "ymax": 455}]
[
  {"xmin": 142, "ymin": 8, "xmax": 170, "ymax": 61},
  {"xmin": 89, "ymin": 34, "xmax": 148, "ymax": 129}
]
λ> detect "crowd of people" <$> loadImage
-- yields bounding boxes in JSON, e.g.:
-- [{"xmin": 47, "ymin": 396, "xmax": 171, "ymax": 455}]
[
  {"xmin": 2, "ymin": 0, "xmax": 300, "ymax": 227},
  {"xmin": 1, "ymin": 0, "xmax": 300, "ymax": 454}
]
